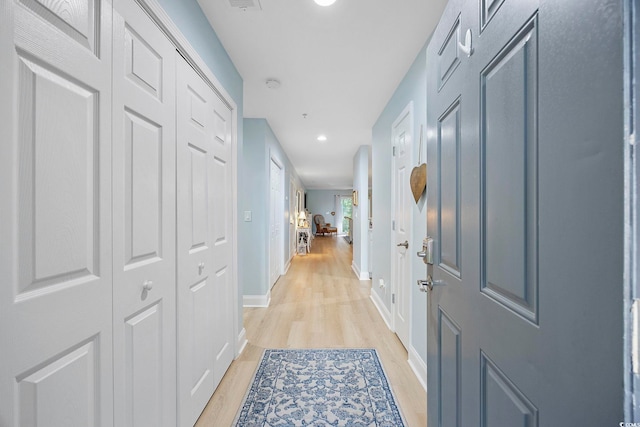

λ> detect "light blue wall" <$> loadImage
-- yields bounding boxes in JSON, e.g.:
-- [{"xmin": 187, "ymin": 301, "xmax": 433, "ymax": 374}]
[
  {"xmin": 243, "ymin": 119, "xmax": 304, "ymax": 298},
  {"xmin": 306, "ymin": 190, "xmax": 352, "ymax": 235},
  {"xmin": 242, "ymin": 120, "xmax": 268, "ymax": 297},
  {"xmin": 157, "ymin": 0, "xmax": 246, "ymax": 329},
  {"xmin": 372, "ymin": 40, "xmax": 429, "ymax": 362},
  {"xmin": 352, "ymin": 146, "xmax": 371, "ymax": 278},
  {"xmin": 156, "ymin": 0, "xmax": 242, "ymax": 104}
]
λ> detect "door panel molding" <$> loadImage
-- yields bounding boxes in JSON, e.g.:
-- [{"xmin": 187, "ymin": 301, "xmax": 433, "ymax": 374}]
[
  {"xmin": 437, "ymin": 96, "xmax": 462, "ymax": 278},
  {"xmin": 437, "ymin": 14, "xmax": 461, "ymax": 91},
  {"xmin": 438, "ymin": 307, "xmax": 461, "ymax": 427},
  {"xmin": 480, "ymin": 351, "xmax": 538, "ymax": 427},
  {"xmin": 480, "ymin": 15, "xmax": 539, "ymax": 324}
]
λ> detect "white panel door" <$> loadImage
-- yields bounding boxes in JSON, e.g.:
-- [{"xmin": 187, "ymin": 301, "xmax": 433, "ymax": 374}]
[
  {"xmin": 290, "ymin": 178, "xmax": 296, "ymax": 260},
  {"xmin": 269, "ymin": 158, "xmax": 283, "ymax": 288},
  {"xmin": 177, "ymin": 55, "xmax": 235, "ymax": 426},
  {"xmin": 112, "ymin": 1, "xmax": 176, "ymax": 426},
  {"xmin": 392, "ymin": 103, "xmax": 413, "ymax": 350},
  {"xmin": 209, "ymin": 76, "xmax": 235, "ymax": 392},
  {"xmin": 0, "ymin": 1, "xmax": 114, "ymax": 425}
]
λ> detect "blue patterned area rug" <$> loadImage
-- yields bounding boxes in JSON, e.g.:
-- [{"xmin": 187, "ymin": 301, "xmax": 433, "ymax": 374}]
[{"xmin": 233, "ymin": 348, "xmax": 406, "ymax": 426}]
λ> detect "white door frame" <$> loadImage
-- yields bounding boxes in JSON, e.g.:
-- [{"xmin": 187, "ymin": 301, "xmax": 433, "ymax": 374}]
[
  {"xmin": 269, "ymin": 154, "xmax": 285, "ymax": 288},
  {"xmin": 390, "ymin": 101, "xmax": 414, "ymax": 348}
]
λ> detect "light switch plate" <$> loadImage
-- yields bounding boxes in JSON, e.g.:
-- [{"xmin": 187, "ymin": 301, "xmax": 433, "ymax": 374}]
[{"xmin": 244, "ymin": 211, "xmax": 252, "ymax": 222}]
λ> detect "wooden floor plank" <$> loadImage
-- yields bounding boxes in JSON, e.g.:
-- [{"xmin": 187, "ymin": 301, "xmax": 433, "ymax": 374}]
[{"xmin": 194, "ymin": 236, "xmax": 427, "ymax": 426}]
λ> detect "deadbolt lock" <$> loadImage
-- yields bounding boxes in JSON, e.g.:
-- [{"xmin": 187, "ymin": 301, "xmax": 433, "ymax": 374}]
[{"xmin": 417, "ymin": 237, "xmax": 434, "ymax": 265}]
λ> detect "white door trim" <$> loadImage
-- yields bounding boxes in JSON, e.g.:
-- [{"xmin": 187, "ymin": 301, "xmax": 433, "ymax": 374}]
[
  {"xmin": 134, "ymin": 0, "xmax": 243, "ymax": 357},
  {"xmin": 289, "ymin": 176, "xmax": 296, "ymax": 265},
  {"xmin": 269, "ymin": 153, "xmax": 285, "ymax": 288},
  {"xmin": 390, "ymin": 101, "xmax": 414, "ymax": 348}
]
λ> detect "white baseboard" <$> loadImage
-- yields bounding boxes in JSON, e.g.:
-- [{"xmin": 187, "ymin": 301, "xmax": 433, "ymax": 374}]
[
  {"xmin": 408, "ymin": 345, "xmax": 427, "ymax": 391},
  {"xmin": 243, "ymin": 292, "xmax": 271, "ymax": 307},
  {"xmin": 236, "ymin": 328, "xmax": 248, "ymax": 358},
  {"xmin": 369, "ymin": 288, "xmax": 392, "ymax": 330},
  {"xmin": 351, "ymin": 261, "xmax": 360, "ymax": 279},
  {"xmin": 284, "ymin": 259, "xmax": 291, "ymax": 274},
  {"xmin": 351, "ymin": 261, "xmax": 370, "ymax": 281},
  {"xmin": 370, "ymin": 287, "xmax": 426, "ymax": 391}
]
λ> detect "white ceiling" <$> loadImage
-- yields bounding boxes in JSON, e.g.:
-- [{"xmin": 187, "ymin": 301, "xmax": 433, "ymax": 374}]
[{"xmin": 197, "ymin": 0, "xmax": 447, "ymax": 190}]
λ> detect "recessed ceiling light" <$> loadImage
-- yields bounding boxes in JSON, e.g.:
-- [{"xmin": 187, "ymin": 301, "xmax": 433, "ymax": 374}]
[
  {"xmin": 314, "ymin": 0, "xmax": 336, "ymax": 6},
  {"xmin": 317, "ymin": 135, "xmax": 327, "ymax": 142}
]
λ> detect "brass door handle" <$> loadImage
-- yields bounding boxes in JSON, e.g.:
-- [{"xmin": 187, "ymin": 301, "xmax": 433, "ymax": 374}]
[{"xmin": 397, "ymin": 241, "xmax": 409, "ymax": 249}]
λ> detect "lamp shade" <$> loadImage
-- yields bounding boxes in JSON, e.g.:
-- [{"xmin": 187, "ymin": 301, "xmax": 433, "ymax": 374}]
[{"xmin": 298, "ymin": 211, "xmax": 306, "ymax": 220}]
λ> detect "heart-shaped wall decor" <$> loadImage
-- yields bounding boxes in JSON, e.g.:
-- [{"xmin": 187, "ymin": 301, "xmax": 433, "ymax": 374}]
[{"xmin": 410, "ymin": 163, "xmax": 427, "ymax": 203}]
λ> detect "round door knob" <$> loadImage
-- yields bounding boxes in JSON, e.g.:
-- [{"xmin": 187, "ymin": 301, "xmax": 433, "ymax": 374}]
[{"xmin": 142, "ymin": 280, "xmax": 153, "ymax": 291}]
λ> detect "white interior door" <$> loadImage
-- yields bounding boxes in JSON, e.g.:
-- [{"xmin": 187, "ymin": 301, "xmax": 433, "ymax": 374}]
[
  {"xmin": 208, "ymin": 71, "xmax": 235, "ymax": 395},
  {"xmin": 176, "ymin": 55, "xmax": 235, "ymax": 426},
  {"xmin": 269, "ymin": 158, "xmax": 283, "ymax": 288},
  {"xmin": 290, "ymin": 178, "xmax": 296, "ymax": 260},
  {"xmin": 0, "ymin": 1, "xmax": 114, "ymax": 425},
  {"xmin": 392, "ymin": 103, "xmax": 413, "ymax": 350},
  {"xmin": 112, "ymin": 2, "xmax": 176, "ymax": 426}
]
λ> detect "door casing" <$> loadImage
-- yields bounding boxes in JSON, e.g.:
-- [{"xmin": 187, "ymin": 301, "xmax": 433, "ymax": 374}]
[{"xmin": 269, "ymin": 155, "xmax": 285, "ymax": 289}]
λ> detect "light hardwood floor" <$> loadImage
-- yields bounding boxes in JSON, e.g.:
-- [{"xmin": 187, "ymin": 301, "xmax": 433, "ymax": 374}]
[{"xmin": 195, "ymin": 235, "xmax": 427, "ymax": 426}]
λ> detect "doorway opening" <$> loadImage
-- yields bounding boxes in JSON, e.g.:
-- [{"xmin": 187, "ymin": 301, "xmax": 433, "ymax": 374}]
[{"xmin": 338, "ymin": 195, "xmax": 353, "ymax": 236}]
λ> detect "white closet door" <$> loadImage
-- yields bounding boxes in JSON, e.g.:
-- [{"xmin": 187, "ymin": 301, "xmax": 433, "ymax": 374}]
[
  {"xmin": 176, "ymin": 55, "xmax": 235, "ymax": 426},
  {"xmin": 0, "ymin": 1, "xmax": 114, "ymax": 426},
  {"xmin": 112, "ymin": 1, "xmax": 176, "ymax": 426},
  {"xmin": 209, "ymin": 74, "xmax": 235, "ymax": 393}
]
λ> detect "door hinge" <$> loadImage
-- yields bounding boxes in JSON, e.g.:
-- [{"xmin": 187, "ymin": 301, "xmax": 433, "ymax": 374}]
[
  {"xmin": 392, "ymin": 146, "xmax": 396, "ymax": 156},
  {"xmin": 392, "ymin": 220, "xmax": 395, "ymax": 231},
  {"xmin": 392, "ymin": 293, "xmax": 396, "ymax": 304}
]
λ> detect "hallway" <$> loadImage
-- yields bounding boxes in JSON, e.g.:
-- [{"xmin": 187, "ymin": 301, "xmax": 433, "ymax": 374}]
[{"xmin": 195, "ymin": 237, "xmax": 426, "ymax": 426}]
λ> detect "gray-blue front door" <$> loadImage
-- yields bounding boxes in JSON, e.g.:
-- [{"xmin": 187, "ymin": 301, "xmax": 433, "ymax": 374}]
[{"xmin": 426, "ymin": 0, "xmax": 624, "ymax": 425}]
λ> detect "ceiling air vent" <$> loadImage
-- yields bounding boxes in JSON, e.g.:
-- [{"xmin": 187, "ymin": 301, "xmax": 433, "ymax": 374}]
[{"xmin": 229, "ymin": 0, "xmax": 262, "ymax": 11}]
